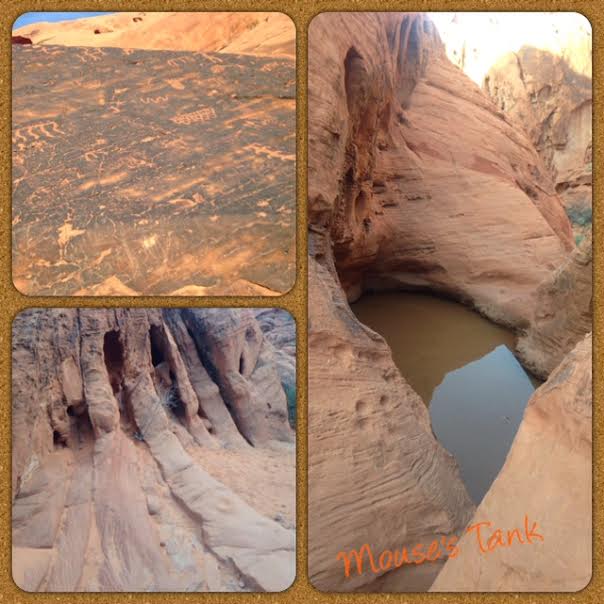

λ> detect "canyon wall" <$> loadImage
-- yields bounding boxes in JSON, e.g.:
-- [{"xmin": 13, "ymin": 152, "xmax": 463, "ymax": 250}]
[
  {"xmin": 308, "ymin": 12, "xmax": 573, "ymax": 328},
  {"xmin": 485, "ymin": 46, "xmax": 592, "ymax": 240},
  {"xmin": 12, "ymin": 308, "xmax": 295, "ymax": 592},
  {"xmin": 516, "ymin": 232, "xmax": 592, "ymax": 378},
  {"xmin": 441, "ymin": 13, "xmax": 593, "ymax": 384},
  {"xmin": 308, "ymin": 11, "xmax": 579, "ymax": 591},
  {"xmin": 435, "ymin": 13, "xmax": 591, "ymax": 84},
  {"xmin": 434, "ymin": 13, "xmax": 592, "ymax": 240},
  {"xmin": 432, "ymin": 333, "xmax": 592, "ymax": 591},
  {"xmin": 308, "ymin": 257, "xmax": 475, "ymax": 591}
]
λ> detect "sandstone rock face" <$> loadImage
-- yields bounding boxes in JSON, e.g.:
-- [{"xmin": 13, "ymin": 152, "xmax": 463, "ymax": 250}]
[
  {"xmin": 431, "ymin": 334, "xmax": 592, "ymax": 592},
  {"xmin": 308, "ymin": 11, "xmax": 579, "ymax": 592},
  {"xmin": 485, "ymin": 47, "xmax": 592, "ymax": 239},
  {"xmin": 254, "ymin": 309, "xmax": 297, "ymax": 426},
  {"xmin": 308, "ymin": 257, "xmax": 475, "ymax": 591},
  {"xmin": 431, "ymin": 13, "xmax": 592, "ymax": 240},
  {"xmin": 12, "ymin": 308, "xmax": 295, "ymax": 592},
  {"xmin": 429, "ymin": 12, "xmax": 593, "ymax": 375},
  {"xmin": 516, "ymin": 232, "xmax": 592, "ymax": 379},
  {"xmin": 12, "ymin": 43, "xmax": 295, "ymax": 296},
  {"xmin": 13, "ymin": 12, "xmax": 295, "ymax": 57},
  {"xmin": 308, "ymin": 12, "xmax": 573, "ymax": 328}
]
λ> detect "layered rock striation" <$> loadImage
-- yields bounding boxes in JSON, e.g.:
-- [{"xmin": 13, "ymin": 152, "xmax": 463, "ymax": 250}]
[
  {"xmin": 485, "ymin": 46, "xmax": 592, "ymax": 239},
  {"xmin": 308, "ymin": 257, "xmax": 475, "ymax": 591},
  {"xmin": 254, "ymin": 309, "xmax": 297, "ymax": 426},
  {"xmin": 12, "ymin": 308, "xmax": 295, "ymax": 592},
  {"xmin": 433, "ymin": 13, "xmax": 592, "ymax": 239},
  {"xmin": 309, "ymin": 12, "xmax": 573, "ymax": 328},
  {"xmin": 12, "ymin": 43, "xmax": 296, "ymax": 296}
]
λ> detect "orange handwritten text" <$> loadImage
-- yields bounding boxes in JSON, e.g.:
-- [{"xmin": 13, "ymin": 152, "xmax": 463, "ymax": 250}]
[
  {"xmin": 466, "ymin": 514, "xmax": 544, "ymax": 554},
  {"xmin": 336, "ymin": 536, "xmax": 460, "ymax": 578},
  {"xmin": 337, "ymin": 515, "xmax": 543, "ymax": 578}
]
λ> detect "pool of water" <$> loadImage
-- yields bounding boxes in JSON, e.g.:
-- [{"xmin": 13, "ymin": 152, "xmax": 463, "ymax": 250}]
[{"xmin": 352, "ymin": 292, "xmax": 538, "ymax": 504}]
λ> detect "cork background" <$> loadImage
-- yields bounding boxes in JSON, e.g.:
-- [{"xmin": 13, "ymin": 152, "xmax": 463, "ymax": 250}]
[{"xmin": 0, "ymin": 1, "xmax": 600, "ymax": 602}]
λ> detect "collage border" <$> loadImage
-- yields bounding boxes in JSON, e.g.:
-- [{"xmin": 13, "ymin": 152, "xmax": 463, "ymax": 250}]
[{"xmin": 1, "ymin": 1, "xmax": 600, "ymax": 602}]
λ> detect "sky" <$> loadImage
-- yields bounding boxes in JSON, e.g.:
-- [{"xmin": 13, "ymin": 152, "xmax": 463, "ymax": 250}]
[
  {"xmin": 428, "ymin": 12, "xmax": 592, "ymax": 83},
  {"xmin": 13, "ymin": 12, "xmax": 113, "ymax": 30}
]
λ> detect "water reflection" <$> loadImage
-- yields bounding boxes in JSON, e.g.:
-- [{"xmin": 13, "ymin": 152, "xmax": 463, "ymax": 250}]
[
  {"xmin": 430, "ymin": 345, "xmax": 535, "ymax": 503},
  {"xmin": 352, "ymin": 292, "xmax": 517, "ymax": 402},
  {"xmin": 352, "ymin": 292, "xmax": 538, "ymax": 504}
]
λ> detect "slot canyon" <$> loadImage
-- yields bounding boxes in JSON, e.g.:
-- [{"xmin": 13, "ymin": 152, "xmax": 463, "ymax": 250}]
[{"xmin": 308, "ymin": 12, "xmax": 592, "ymax": 592}]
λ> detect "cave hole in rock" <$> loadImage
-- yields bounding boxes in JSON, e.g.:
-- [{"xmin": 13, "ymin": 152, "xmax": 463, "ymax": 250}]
[
  {"xmin": 166, "ymin": 370, "xmax": 187, "ymax": 421},
  {"xmin": 344, "ymin": 167, "xmax": 355, "ymax": 192},
  {"xmin": 351, "ymin": 291, "xmax": 541, "ymax": 505},
  {"xmin": 344, "ymin": 47, "xmax": 379, "ymax": 154},
  {"xmin": 66, "ymin": 403, "xmax": 94, "ymax": 443},
  {"xmin": 149, "ymin": 325, "xmax": 187, "ymax": 421},
  {"xmin": 53, "ymin": 429, "xmax": 67, "ymax": 448},
  {"xmin": 336, "ymin": 167, "xmax": 359, "ymax": 248},
  {"xmin": 103, "ymin": 329, "xmax": 135, "ymax": 433},
  {"xmin": 103, "ymin": 330, "xmax": 125, "ymax": 395},
  {"xmin": 149, "ymin": 325, "xmax": 165, "ymax": 367}
]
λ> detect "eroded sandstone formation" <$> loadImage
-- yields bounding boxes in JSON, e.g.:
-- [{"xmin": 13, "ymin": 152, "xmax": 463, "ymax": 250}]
[
  {"xmin": 12, "ymin": 308, "xmax": 295, "ymax": 592},
  {"xmin": 308, "ymin": 11, "xmax": 581, "ymax": 592},
  {"xmin": 254, "ymin": 309, "xmax": 297, "ymax": 426},
  {"xmin": 485, "ymin": 46, "xmax": 592, "ymax": 240},
  {"xmin": 309, "ymin": 12, "xmax": 573, "ymax": 328},
  {"xmin": 13, "ymin": 12, "xmax": 295, "ymax": 57},
  {"xmin": 432, "ymin": 334, "xmax": 592, "ymax": 591},
  {"xmin": 433, "ymin": 13, "xmax": 592, "ymax": 240},
  {"xmin": 308, "ymin": 258, "xmax": 475, "ymax": 591},
  {"xmin": 516, "ymin": 231, "xmax": 592, "ymax": 379}
]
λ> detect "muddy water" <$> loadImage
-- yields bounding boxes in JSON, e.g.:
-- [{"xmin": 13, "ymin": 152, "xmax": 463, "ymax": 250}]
[{"xmin": 352, "ymin": 292, "xmax": 538, "ymax": 504}]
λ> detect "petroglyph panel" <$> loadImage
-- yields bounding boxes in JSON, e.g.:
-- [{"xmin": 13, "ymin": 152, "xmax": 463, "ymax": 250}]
[{"xmin": 12, "ymin": 44, "xmax": 296, "ymax": 296}]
